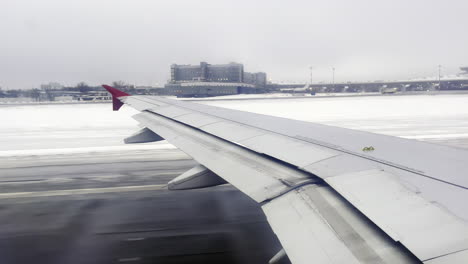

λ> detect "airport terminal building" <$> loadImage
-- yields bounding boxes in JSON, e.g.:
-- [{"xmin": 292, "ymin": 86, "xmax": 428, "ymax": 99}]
[{"xmin": 166, "ymin": 62, "xmax": 266, "ymax": 97}]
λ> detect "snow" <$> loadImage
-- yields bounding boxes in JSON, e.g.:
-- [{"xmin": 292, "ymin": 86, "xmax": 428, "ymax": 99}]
[
  {"xmin": 199, "ymin": 93, "xmax": 468, "ymax": 145},
  {"xmin": 0, "ymin": 145, "xmax": 176, "ymax": 158},
  {"xmin": 0, "ymin": 104, "xmax": 172, "ymax": 153},
  {"xmin": 176, "ymin": 92, "xmax": 380, "ymax": 101},
  {"xmin": 1, "ymin": 93, "xmax": 468, "ymax": 155}
]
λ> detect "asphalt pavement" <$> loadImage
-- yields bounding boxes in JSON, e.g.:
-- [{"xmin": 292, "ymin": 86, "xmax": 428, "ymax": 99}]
[{"xmin": 0, "ymin": 148, "xmax": 287, "ymax": 264}]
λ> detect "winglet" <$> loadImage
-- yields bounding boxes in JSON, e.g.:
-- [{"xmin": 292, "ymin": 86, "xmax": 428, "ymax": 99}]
[{"xmin": 102, "ymin": 85, "xmax": 130, "ymax": 111}]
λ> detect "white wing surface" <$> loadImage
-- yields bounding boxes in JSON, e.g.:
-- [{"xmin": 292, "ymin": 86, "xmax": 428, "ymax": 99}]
[{"xmin": 103, "ymin": 86, "xmax": 468, "ymax": 264}]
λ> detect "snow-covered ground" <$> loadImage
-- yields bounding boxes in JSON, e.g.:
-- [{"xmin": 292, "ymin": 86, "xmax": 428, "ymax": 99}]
[
  {"xmin": 0, "ymin": 104, "xmax": 149, "ymax": 153},
  {"xmin": 1, "ymin": 93, "xmax": 468, "ymax": 156},
  {"xmin": 200, "ymin": 93, "xmax": 468, "ymax": 148},
  {"xmin": 177, "ymin": 92, "xmax": 381, "ymax": 101}
]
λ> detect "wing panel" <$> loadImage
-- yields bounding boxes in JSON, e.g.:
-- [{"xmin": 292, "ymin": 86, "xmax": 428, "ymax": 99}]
[
  {"xmin": 239, "ymin": 133, "xmax": 338, "ymax": 168},
  {"xmin": 122, "ymin": 96, "xmax": 164, "ymax": 111},
  {"xmin": 172, "ymin": 112, "xmax": 222, "ymax": 128},
  {"xmin": 151, "ymin": 97, "xmax": 468, "ymax": 189},
  {"xmin": 302, "ymin": 154, "xmax": 380, "ymax": 178},
  {"xmin": 201, "ymin": 121, "xmax": 266, "ymax": 142},
  {"xmin": 149, "ymin": 105, "xmax": 192, "ymax": 118},
  {"xmin": 139, "ymin": 97, "xmax": 340, "ymax": 169},
  {"xmin": 262, "ymin": 184, "xmax": 419, "ymax": 264},
  {"xmin": 133, "ymin": 112, "xmax": 315, "ymax": 202},
  {"xmin": 424, "ymin": 250, "xmax": 468, "ymax": 264},
  {"xmin": 326, "ymin": 169, "xmax": 468, "ymax": 261}
]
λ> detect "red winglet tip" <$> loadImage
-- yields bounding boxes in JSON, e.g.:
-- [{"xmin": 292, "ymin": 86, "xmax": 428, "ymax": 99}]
[
  {"xmin": 102, "ymin": 85, "xmax": 130, "ymax": 98},
  {"xmin": 102, "ymin": 85, "xmax": 130, "ymax": 111}
]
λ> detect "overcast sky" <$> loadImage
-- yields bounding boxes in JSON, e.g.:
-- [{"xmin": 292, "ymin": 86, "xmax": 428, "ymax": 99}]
[{"xmin": 1, "ymin": 0, "xmax": 467, "ymax": 89}]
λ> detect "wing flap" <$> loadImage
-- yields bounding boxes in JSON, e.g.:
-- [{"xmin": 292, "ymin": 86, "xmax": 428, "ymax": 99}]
[
  {"xmin": 326, "ymin": 169, "xmax": 468, "ymax": 261},
  {"xmin": 262, "ymin": 184, "xmax": 420, "ymax": 264}
]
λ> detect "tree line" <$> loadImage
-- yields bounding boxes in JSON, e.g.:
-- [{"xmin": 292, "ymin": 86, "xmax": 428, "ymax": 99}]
[{"xmin": 0, "ymin": 81, "xmax": 136, "ymax": 98}]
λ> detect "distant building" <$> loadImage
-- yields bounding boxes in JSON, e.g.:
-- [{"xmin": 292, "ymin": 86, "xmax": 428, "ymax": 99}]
[
  {"xmin": 461, "ymin": 67, "xmax": 468, "ymax": 75},
  {"xmin": 40, "ymin": 82, "xmax": 64, "ymax": 90},
  {"xmin": 76, "ymin": 91, "xmax": 111, "ymax": 102},
  {"xmin": 244, "ymin": 72, "xmax": 267, "ymax": 88},
  {"xmin": 167, "ymin": 61, "xmax": 267, "ymax": 97},
  {"xmin": 39, "ymin": 90, "xmax": 81, "ymax": 101},
  {"xmin": 170, "ymin": 62, "xmax": 244, "ymax": 83},
  {"xmin": 166, "ymin": 82, "xmax": 255, "ymax": 98}
]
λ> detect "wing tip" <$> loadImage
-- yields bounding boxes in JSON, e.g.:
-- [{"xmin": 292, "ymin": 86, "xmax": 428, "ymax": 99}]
[
  {"xmin": 102, "ymin": 84, "xmax": 130, "ymax": 111},
  {"xmin": 102, "ymin": 84, "xmax": 130, "ymax": 98}
]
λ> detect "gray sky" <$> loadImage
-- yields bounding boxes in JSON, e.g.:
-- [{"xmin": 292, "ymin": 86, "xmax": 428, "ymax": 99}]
[{"xmin": 1, "ymin": 0, "xmax": 467, "ymax": 89}]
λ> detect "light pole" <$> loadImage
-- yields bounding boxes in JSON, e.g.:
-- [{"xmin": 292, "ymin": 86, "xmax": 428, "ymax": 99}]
[
  {"xmin": 309, "ymin": 66, "xmax": 313, "ymax": 85},
  {"xmin": 438, "ymin": 65, "xmax": 442, "ymax": 91},
  {"xmin": 332, "ymin": 67, "xmax": 335, "ymax": 91}
]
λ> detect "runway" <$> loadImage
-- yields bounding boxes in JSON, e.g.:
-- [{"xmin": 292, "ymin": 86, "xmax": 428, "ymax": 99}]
[{"xmin": 0, "ymin": 148, "xmax": 286, "ymax": 264}]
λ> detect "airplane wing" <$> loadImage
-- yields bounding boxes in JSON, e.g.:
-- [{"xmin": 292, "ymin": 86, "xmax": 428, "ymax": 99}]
[{"xmin": 103, "ymin": 85, "xmax": 468, "ymax": 264}]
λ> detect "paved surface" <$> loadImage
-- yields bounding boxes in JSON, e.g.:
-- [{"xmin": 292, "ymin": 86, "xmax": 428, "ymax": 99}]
[{"xmin": 0, "ymin": 149, "xmax": 287, "ymax": 264}]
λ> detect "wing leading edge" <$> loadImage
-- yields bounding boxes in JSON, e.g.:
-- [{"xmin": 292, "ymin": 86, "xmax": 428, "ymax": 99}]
[{"xmin": 103, "ymin": 85, "xmax": 468, "ymax": 264}]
